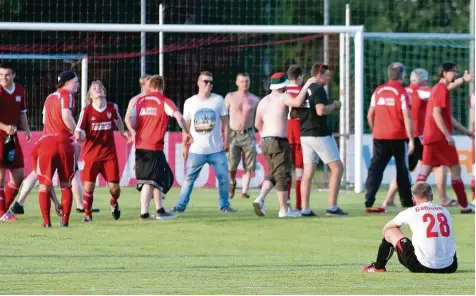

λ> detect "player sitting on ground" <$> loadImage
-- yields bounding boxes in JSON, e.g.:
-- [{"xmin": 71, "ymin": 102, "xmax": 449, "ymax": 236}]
[
  {"xmin": 363, "ymin": 182, "xmax": 458, "ymax": 273},
  {"xmin": 75, "ymin": 80, "xmax": 131, "ymax": 222}
]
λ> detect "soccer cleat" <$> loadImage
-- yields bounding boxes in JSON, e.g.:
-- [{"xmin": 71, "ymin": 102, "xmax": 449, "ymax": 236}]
[
  {"xmin": 301, "ymin": 210, "xmax": 318, "ymax": 217},
  {"xmin": 240, "ymin": 193, "xmax": 250, "ymax": 199},
  {"xmin": 10, "ymin": 202, "xmax": 24, "ymax": 214},
  {"xmin": 42, "ymin": 223, "xmax": 52, "ymax": 228},
  {"xmin": 83, "ymin": 216, "xmax": 93, "ymax": 223},
  {"xmin": 111, "ymin": 203, "xmax": 121, "ymax": 220},
  {"xmin": 252, "ymin": 199, "xmax": 266, "ymax": 217},
  {"xmin": 460, "ymin": 204, "xmax": 475, "ymax": 214},
  {"xmin": 0, "ymin": 211, "xmax": 17, "ymax": 221},
  {"xmin": 220, "ymin": 206, "xmax": 239, "ymax": 213},
  {"xmin": 279, "ymin": 209, "xmax": 302, "ymax": 218},
  {"xmin": 60, "ymin": 221, "xmax": 69, "ymax": 227},
  {"xmin": 365, "ymin": 207, "xmax": 387, "ymax": 214},
  {"xmin": 362, "ymin": 263, "xmax": 387, "ymax": 273},
  {"xmin": 156, "ymin": 211, "xmax": 177, "ymax": 221},
  {"xmin": 229, "ymin": 181, "xmax": 237, "ymax": 199},
  {"xmin": 326, "ymin": 207, "xmax": 349, "ymax": 217}
]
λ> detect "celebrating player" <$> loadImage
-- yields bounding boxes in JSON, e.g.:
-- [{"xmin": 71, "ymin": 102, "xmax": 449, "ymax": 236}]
[
  {"xmin": 363, "ymin": 182, "xmax": 458, "ymax": 273},
  {"xmin": 0, "ymin": 62, "xmax": 32, "ymax": 221},
  {"xmin": 132, "ymin": 75, "xmax": 189, "ymax": 219},
  {"xmin": 75, "ymin": 80, "xmax": 130, "ymax": 222},
  {"xmin": 416, "ymin": 62, "xmax": 474, "ymax": 214}
]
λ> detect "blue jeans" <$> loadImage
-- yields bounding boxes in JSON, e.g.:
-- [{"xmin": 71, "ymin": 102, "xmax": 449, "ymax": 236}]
[{"xmin": 175, "ymin": 151, "xmax": 230, "ymax": 211}]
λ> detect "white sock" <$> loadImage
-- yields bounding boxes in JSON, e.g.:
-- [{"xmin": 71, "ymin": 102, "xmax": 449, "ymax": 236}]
[
  {"xmin": 301, "ymin": 209, "xmax": 311, "ymax": 215},
  {"xmin": 254, "ymin": 196, "xmax": 264, "ymax": 203}
]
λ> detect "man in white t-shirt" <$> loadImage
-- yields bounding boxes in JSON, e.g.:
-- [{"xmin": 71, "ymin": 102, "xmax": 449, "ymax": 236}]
[
  {"xmin": 172, "ymin": 71, "xmax": 237, "ymax": 213},
  {"xmin": 363, "ymin": 182, "xmax": 458, "ymax": 273}
]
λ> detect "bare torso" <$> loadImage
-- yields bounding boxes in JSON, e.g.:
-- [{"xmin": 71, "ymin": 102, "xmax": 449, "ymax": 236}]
[
  {"xmin": 226, "ymin": 91, "xmax": 259, "ymax": 131},
  {"xmin": 257, "ymin": 93, "xmax": 289, "ymax": 138}
]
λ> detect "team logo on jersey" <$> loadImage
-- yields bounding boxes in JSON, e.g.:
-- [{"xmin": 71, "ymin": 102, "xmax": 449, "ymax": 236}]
[
  {"xmin": 91, "ymin": 116, "xmax": 96, "ymax": 121},
  {"xmin": 107, "ymin": 112, "xmax": 111, "ymax": 119},
  {"xmin": 139, "ymin": 107, "xmax": 157, "ymax": 116},
  {"xmin": 15, "ymin": 96, "xmax": 21, "ymax": 102}
]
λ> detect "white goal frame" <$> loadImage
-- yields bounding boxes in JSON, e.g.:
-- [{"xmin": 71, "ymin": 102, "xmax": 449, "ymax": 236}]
[{"xmin": 0, "ymin": 22, "xmax": 366, "ymax": 192}]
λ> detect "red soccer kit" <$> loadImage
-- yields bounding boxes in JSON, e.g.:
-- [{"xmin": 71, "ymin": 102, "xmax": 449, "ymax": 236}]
[
  {"xmin": 286, "ymin": 84, "xmax": 303, "ymax": 169},
  {"xmin": 135, "ymin": 92, "xmax": 177, "ymax": 151},
  {"xmin": 370, "ymin": 80, "xmax": 410, "ymax": 140},
  {"xmin": 43, "ymin": 88, "xmax": 75, "ymax": 138},
  {"xmin": 406, "ymin": 84, "xmax": 432, "ymax": 138},
  {"xmin": 422, "ymin": 83, "xmax": 458, "ymax": 167},
  {"xmin": 0, "ymin": 83, "xmax": 26, "ymax": 169},
  {"xmin": 77, "ymin": 102, "xmax": 120, "ymax": 183},
  {"xmin": 31, "ymin": 134, "xmax": 75, "ymax": 186}
]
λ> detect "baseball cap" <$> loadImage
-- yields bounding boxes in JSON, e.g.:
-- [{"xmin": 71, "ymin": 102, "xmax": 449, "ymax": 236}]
[
  {"xmin": 57, "ymin": 71, "xmax": 77, "ymax": 88},
  {"xmin": 269, "ymin": 72, "xmax": 289, "ymax": 90}
]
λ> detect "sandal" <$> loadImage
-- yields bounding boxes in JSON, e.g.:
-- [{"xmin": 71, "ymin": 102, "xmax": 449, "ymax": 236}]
[{"xmin": 441, "ymin": 199, "xmax": 458, "ymax": 207}]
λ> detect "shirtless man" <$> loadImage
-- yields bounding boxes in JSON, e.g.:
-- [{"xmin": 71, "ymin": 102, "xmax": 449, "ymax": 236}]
[
  {"xmin": 225, "ymin": 73, "xmax": 260, "ymax": 199},
  {"xmin": 252, "ymin": 72, "xmax": 315, "ymax": 217}
]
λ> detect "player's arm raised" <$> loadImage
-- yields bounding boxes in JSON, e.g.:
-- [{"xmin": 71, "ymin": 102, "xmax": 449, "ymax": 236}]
[{"xmin": 448, "ymin": 70, "xmax": 472, "ymax": 91}]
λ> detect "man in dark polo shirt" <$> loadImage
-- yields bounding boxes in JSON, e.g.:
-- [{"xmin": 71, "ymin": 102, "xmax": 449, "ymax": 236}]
[
  {"xmin": 298, "ymin": 63, "xmax": 347, "ymax": 217},
  {"xmin": 365, "ymin": 62, "xmax": 414, "ymax": 212}
]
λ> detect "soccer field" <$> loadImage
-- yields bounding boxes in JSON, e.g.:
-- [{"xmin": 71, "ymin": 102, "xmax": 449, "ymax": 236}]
[{"xmin": 1, "ymin": 187, "xmax": 474, "ymax": 295}]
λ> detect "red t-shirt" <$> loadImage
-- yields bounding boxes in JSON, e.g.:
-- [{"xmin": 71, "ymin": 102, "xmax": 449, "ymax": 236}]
[
  {"xmin": 406, "ymin": 84, "xmax": 431, "ymax": 138},
  {"xmin": 0, "ymin": 83, "xmax": 27, "ymax": 137},
  {"xmin": 134, "ymin": 92, "xmax": 178, "ymax": 151},
  {"xmin": 422, "ymin": 83, "xmax": 453, "ymax": 145},
  {"xmin": 77, "ymin": 102, "xmax": 119, "ymax": 161},
  {"xmin": 370, "ymin": 80, "xmax": 410, "ymax": 140},
  {"xmin": 42, "ymin": 88, "xmax": 75, "ymax": 138}
]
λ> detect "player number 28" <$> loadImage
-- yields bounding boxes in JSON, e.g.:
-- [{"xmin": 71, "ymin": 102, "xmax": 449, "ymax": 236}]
[{"xmin": 422, "ymin": 213, "xmax": 450, "ymax": 238}]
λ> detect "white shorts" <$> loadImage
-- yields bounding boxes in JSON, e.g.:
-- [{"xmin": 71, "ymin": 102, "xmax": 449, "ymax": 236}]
[{"xmin": 300, "ymin": 135, "xmax": 340, "ymax": 164}]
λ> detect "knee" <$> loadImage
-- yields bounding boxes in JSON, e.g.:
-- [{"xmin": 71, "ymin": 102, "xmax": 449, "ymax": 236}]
[
  {"xmin": 110, "ymin": 185, "xmax": 121, "ymax": 197},
  {"xmin": 275, "ymin": 172, "xmax": 291, "ymax": 192}
]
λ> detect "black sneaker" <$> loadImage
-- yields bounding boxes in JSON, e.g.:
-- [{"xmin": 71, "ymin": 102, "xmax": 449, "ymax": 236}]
[
  {"xmin": 111, "ymin": 203, "xmax": 121, "ymax": 220},
  {"xmin": 326, "ymin": 207, "xmax": 349, "ymax": 216},
  {"xmin": 60, "ymin": 221, "xmax": 69, "ymax": 227},
  {"xmin": 11, "ymin": 202, "xmax": 24, "ymax": 215},
  {"xmin": 301, "ymin": 210, "xmax": 318, "ymax": 217},
  {"xmin": 83, "ymin": 216, "xmax": 93, "ymax": 223}
]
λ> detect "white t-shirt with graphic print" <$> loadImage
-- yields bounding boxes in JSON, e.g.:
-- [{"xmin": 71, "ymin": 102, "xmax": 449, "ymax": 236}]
[{"xmin": 183, "ymin": 93, "xmax": 228, "ymax": 155}]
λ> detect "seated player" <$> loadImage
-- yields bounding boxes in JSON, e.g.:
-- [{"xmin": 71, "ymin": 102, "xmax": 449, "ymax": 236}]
[
  {"xmin": 75, "ymin": 80, "xmax": 131, "ymax": 222},
  {"xmin": 31, "ymin": 134, "xmax": 75, "ymax": 228},
  {"xmin": 363, "ymin": 182, "xmax": 458, "ymax": 273}
]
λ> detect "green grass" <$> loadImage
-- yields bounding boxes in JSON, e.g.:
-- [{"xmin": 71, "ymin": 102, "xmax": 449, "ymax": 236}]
[{"xmin": 1, "ymin": 187, "xmax": 474, "ymax": 295}]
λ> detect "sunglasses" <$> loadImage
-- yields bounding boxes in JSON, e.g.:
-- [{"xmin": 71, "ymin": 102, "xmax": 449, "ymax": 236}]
[{"xmin": 202, "ymin": 80, "xmax": 214, "ymax": 85}]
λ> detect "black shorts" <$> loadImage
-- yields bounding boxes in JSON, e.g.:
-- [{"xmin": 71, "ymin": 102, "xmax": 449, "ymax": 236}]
[
  {"xmin": 408, "ymin": 137, "xmax": 423, "ymax": 171},
  {"xmin": 396, "ymin": 237, "xmax": 457, "ymax": 273},
  {"xmin": 135, "ymin": 149, "xmax": 174, "ymax": 194}
]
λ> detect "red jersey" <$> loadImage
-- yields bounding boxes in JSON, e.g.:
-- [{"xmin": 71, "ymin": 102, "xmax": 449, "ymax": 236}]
[
  {"xmin": 77, "ymin": 102, "xmax": 119, "ymax": 161},
  {"xmin": 0, "ymin": 83, "xmax": 26, "ymax": 137},
  {"xmin": 370, "ymin": 80, "xmax": 410, "ymax": 140},
  {"xmin": 286, "ymin": 84, "xmax": 303, "ymax": 144},
  {"xmin": 406, "ymin": 84, "xmax": 431, "ymax": 137},
  {"xmin": 423, "ymin": 83, "xmax": 452, "ymax": 145},
  {"xmin": 135, "ymin": 91, "xmax": 178, "ymax": 151},
  {"xmin": 42, "ymin": 88, "xmax": 75, "ymax": 138}
]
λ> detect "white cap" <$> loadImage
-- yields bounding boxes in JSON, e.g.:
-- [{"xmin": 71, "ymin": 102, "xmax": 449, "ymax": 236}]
[{"xmin": 410, "ymin": 68, "xmax": 428, "ymax": 84}]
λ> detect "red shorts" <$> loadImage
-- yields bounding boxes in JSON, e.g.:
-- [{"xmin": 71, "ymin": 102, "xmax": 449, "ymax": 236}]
[
  {"xmin": 287, "ymin": 119, "xmax": 301, "ymax": 144},
  {"xmin": 0, "ymin": 134, "xmax": 24, "ymax": 169},
  {"xmin": 422, "ymin": 141, "xmax": 459, "ymax": 167},
  {"xmin": 290, "ymin": 143, "xmax": 304, "ymax": 169},
  {"xmin": 32, "ymin": 136, "xmax": 75, "ymax": 186},
  {"xmin": 82, "ymin": 158, "xmax": 120, "ymax": 183}
]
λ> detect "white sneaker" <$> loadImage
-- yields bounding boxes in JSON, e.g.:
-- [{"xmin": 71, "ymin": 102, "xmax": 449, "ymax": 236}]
[
  {"xmin": 253, "ymin": 198, "xmax": 266, "ymax": 216},
  {"xmin": 278, "ymin": 209, "xmax": 302, "ymax": 218}
]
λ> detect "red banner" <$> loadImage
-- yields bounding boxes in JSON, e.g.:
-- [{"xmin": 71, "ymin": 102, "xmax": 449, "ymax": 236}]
[{"xmin": 10, "ymin": 131, "xmax": 269, "ymax": 188}]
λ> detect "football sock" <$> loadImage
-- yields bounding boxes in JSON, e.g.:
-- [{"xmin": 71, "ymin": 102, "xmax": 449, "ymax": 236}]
[
  {"xmin": 5, "ymin": 182, "xmax": 19, "ymax": 209},
  {"xmin": 83, "ymin": 190, "xmax": 93, "ymax": 218},
  {"xmin": 61, "ymin": 186, "xmax": 73, "ymax": 224},
  {"xmin": 110, "ymin": 190, "xmax": 120, "ymax": 206},
  {"xmin": 295, "ymin": 179, "xmax": 302, "ymax": 210},
  {"xmin": 451, "ymin": 179, "xmax": 468, "ymax": 208},
  {"xmin": 0, "ymin": 187, "xmax": 6, "ymax": 216},
  {"xmin": 374, "ymin": 237, "xmax": 394, "ymax": 269},
  {"xmin": 39, "ymin": 189, "xmax": 51, "ymax": 225}
]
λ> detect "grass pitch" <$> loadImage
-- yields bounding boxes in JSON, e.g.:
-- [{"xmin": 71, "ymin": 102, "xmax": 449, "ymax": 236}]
[{"xmin": 0, "ymin": 187, "xmax": 474, "ymax": 294}]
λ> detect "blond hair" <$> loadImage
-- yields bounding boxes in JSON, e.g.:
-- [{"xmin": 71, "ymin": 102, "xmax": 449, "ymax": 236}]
[
  {"xmin": 139, "ymin": 75, "xmax": 151, "ymax": 86},
  {"xmin": 87, "ymin": 80, "xmax": 107, "ymax": 105},
  {"xmin": 411, "ymin": 182, "xmax": 433, "ymax": 200},
  {"xmin": 149, "ymin": 75, "xmax": 164, "ymax": 90}
]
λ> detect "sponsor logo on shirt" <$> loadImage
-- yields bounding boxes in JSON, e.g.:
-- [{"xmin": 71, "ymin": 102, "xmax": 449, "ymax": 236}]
[
  {"xmin": 91, "ymin": 121, "xmax": 112, "ymax": 131},
  {"xmin": 15, "ymin": 96, "xmax": 21, "ymax": 102},
  {"xmin": 139, "ymin": 107, "xmax": 157, "ymax": 116}
]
